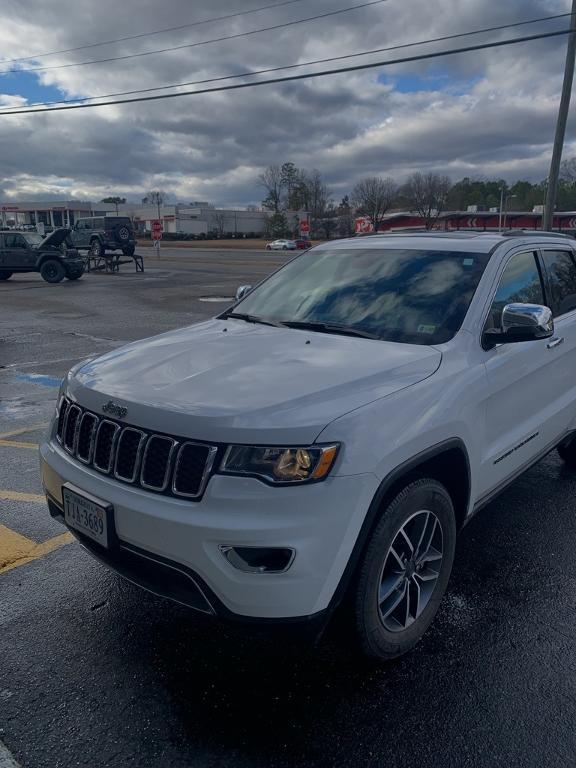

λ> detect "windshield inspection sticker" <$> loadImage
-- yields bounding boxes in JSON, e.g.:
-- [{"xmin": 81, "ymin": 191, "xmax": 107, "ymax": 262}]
[
  {"xmin": 463, "ymin": 258, "xmax": 475, "ymax": 266},
  {"xmin": 418, "ymin": 324, "xmax": 437, "ymax": 334}
]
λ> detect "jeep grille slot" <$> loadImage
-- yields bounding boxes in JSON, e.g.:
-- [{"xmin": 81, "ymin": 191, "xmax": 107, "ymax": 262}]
[
  {"xmin": 94, "ymin": 420, "xmax": 120, "ymax": 474},
  {"xmin": 173, "ymin": 443, "xmax": 216, "ymax": 498},
  {"xmin": 56, "ymin": 398, "xmax": 69, "ymax": 442},
  {"xmin": 55, "ymin": 398, "xmax": 215, "ymax": 500},
  {"xmin": 63, "ymin": 404, "xmax": 81, "ymax": 452},
  {"xmin": 141, "ymin": 436, "xmax": 176, "ymax": 491},
  {"xmin": 77, "ymin": 412, "xmax": 98, "ymax": 464},
  {"xmin": 114, "ymin": 428, "xmax": 146, "ymax": 483}
]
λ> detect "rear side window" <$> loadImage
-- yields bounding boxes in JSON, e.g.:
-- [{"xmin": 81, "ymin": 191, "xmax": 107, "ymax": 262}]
[
  {"xmin": 486, "ymin": 251, "xmax": 545, "ymax": 330},
  {"xmin": 4, "ymin": 233, "xmax": 27, "ymax": 248},
  {"xmin": 541, "ymin": 250, "xmax": 576, "ymax": 316}
]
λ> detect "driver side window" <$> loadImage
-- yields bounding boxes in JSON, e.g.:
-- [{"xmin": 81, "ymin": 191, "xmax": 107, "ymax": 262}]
[{"xmin": 485, "ymin": 251, "xmax": 545, "ymax": 330}]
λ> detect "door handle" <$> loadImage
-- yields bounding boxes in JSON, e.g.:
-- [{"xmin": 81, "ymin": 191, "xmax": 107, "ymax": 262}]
[{"xmin": 547, "ymin": 336, "xmax": 565, "ymax": 349}]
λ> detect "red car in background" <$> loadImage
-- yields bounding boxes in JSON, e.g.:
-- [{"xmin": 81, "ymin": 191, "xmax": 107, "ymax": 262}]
[{"xmin": 294, "ymin": 239, "xmax": 311, "ymax": 249}]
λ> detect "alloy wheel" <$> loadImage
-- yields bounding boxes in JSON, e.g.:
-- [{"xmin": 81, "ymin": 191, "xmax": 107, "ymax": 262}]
[{"xmin": 377, "ymin": 510, "xmax": 444, "ymax": 632}]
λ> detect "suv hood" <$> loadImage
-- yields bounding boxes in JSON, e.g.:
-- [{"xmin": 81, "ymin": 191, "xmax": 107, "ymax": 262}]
[
  {"xmin": 69, "ymin": 318, "xmax": 442, "ymax": 444},
  {"xmin": 40, "ymin": 228, "xmax": 71, "ymax": 249}
]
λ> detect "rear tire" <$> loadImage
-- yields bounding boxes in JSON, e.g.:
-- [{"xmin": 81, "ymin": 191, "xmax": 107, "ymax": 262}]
[
  {"xmin": 558, "ymin": 436, "xmax": 576, "ymax": 468},
  {"xmin": 354, "ymin": 478, "xmax": 456, "ymax": 660},
  {"xmin": 0, "ymin": 270, "xmax": 12, "ymax": 281},
  {"xmin": 40, "ymin": 259, "xmax": 66, "ymax": 283},
  {"xmin": 90, "ymin": 239, "xmax": 104, "ymax": 257}
]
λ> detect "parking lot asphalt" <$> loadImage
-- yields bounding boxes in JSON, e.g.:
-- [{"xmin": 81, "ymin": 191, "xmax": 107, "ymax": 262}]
[{"xmin": 2, "ymin": 250, "xmax": 576, "ymax": 768}]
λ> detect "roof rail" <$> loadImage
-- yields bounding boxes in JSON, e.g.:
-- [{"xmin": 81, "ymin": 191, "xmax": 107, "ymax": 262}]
[{"xmin": 501, "ymin": 229, "xmax": 574, "ymax": 239}]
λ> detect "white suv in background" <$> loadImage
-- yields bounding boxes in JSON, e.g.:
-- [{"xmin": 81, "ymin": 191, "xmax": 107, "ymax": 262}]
[{"xmin": 40, "ymin": 231, "xmax": 576, "ymax": 660}]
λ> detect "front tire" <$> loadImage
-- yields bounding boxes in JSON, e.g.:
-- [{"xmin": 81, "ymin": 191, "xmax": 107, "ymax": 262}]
[
  {"xmin": 354, "ymin": 478, "xmax": 456, "ymax": 660},
  {"xmin": 40, "ymin": 259, "xmax": 66, "ymax": 283},
  {"xmin": 0, "ymin": 270, "xmax": 12, "ymax": 281},
  {"xmin": 558, "ymin": 436, "xmax": 576, "ymax": 468},
  {"xmin": 90, "ymin": 239, "xmax": 104, "ymax": 257}
]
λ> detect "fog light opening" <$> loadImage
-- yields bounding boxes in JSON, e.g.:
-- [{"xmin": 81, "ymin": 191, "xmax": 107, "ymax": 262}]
[{"xmin": 220, "ymin": 546, "xmax": 295, "ymax": 574}]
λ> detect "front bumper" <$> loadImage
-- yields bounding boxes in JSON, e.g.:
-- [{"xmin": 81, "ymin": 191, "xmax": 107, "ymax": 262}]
[{"xmin": 40, "ymin": 439, "xmax": 378, "ymax": 619}]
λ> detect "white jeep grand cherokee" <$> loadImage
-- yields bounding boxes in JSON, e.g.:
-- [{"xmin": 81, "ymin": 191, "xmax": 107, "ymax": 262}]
[{"xmin": 40, "ymin": 231, "xmax": 576, "ymax": 659}]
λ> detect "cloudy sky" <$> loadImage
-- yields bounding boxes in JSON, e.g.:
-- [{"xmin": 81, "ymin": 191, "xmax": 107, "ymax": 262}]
[{"xmin": 0, "ymin": 0, "xmax": 573, "ymax": 205}]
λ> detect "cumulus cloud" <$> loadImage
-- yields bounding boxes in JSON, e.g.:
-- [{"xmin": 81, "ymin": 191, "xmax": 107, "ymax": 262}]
[{"xmin": 0, "ymin": 0, "xmax": 572, "ymax": 203}]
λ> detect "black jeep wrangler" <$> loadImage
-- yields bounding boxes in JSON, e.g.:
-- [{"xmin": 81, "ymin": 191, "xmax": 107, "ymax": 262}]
[
  {"xmin": 0, "ymin": 229, "xmax": 85, "ymax": 283},
  {"xmin": 71, "ymin": 216, "xmax": 137, "ymax": 257}
]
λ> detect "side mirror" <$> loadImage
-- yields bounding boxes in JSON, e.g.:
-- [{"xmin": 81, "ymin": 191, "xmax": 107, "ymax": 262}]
[
  {"xmin": 483, "ymin": 303, "xmax": 554, "ymax": 350},
  {"xmin": 235, "ymin": 285, "xmax": 253, "ymax": 301}
]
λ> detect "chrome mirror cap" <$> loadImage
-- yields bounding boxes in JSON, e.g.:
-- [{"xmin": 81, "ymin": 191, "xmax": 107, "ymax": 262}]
[
  {"xmin": 483, "ymin": 303, "xmax": 554, "ymax": 350},
  {"xmin": 235, "ymin": 284, "xmax": 253, "ymax": 301},
  {"xmin": 501, "ymin": 303, "xmax": 554, "ymax": 338}
]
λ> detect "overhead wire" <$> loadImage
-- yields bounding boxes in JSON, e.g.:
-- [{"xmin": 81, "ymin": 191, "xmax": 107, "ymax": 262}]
[
  {"xmin": 0, "ymin": 0, "xmax": 389, "ymax": 75},
  {"xmin": 2, "ymin": 13, "xmax": 570, "ymax": 111},
  {"xmin": 0, "ymin": 29, "xmax": 569, "ymax": 116},
  {"xmin": 2, "ymin": 0, "xmax": 316, "ymax": 63}
]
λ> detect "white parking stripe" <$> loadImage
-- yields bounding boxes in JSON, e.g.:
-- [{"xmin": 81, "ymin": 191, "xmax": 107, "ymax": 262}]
[{"xmin": 0, "ymin": 741, "xmax": 20, "ymax": 768}]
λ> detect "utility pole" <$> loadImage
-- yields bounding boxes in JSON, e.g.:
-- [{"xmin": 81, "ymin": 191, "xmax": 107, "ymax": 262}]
[
  {"xmin": 543, "ymin": 0, "xmax": 576, "ymax": 231},
  {"xmin": 498, "ymin": 186, "xmax": 505, "ymax": 231}
]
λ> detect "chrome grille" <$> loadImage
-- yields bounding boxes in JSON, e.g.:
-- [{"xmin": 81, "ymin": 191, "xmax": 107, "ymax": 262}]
[{"xmin": 56, "ymin": 398, "xmax": 215, "ymax": 500}]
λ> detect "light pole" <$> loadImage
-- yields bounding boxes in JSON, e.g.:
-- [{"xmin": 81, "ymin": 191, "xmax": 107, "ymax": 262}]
[
  {"xmin": 498, "ymin": 187, "xmax": 506, "ymax": 231},
  {"xmin": 502, "ymin": 194, "xmax": 517, "ymax": 231},
  {"xmin": 544, "ymin": 0, "xmax": 576, "ymax": 230}
]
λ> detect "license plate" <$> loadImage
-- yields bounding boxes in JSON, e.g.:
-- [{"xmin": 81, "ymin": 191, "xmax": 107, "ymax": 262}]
[{"xmin": 63, "ymin": 485, "xmax": 111, "ymax": 548}]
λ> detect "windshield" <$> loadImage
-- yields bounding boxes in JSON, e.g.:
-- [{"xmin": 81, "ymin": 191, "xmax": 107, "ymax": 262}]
[
  {"xmin": 233, "ymin": 247, "xmax": 490, "ymax": 345},
  {"xmin": 22, "ymin": 233, "xmax": 43, "ymax": 247}
]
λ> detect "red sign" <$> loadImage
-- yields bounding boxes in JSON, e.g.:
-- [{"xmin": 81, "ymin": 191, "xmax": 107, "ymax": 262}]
[
  {"xmin": 355, "ymin": 217, "xmax": 373, "ymax": 234},
  {"xmin": 300, "ymin": 219, "xmax": 310, "ymax": 234},
  {"xmin": 151, "ymin": 219, "xmax": 163, "ymax": 240}
]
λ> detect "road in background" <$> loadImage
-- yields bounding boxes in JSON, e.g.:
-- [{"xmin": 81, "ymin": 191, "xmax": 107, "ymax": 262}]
[{"xmin": 1, "ymin": 251, "xmax": 576, "ymax": 768}]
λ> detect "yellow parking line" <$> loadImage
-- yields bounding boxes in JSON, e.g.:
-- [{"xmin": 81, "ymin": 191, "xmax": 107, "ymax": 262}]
[
  {"xmin": 0, "ymin": 439, "xmax": 39, "ymax": 450},
  {"xmin": 0, "ymin": 423, "xmax": 48, "ymax": 440},
  {"xmin": 0, "ymin": 490, "xmax": 46, "ymax": 503},
  {"xmin": 0, "ymin": 525, "xmax": 73, "ymax": 574}
]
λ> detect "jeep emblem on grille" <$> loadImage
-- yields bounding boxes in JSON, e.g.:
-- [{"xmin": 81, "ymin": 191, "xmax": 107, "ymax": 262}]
[{"xmin": 102, "ymin": 400, "xmax": 128, "ymax": 419}]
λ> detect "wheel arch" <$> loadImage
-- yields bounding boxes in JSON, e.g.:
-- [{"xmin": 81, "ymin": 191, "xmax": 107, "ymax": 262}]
[
  {"xmin": 327, "ymin": 438, "xmax": 471, "ymax": 615},
  {"xmin": 36, "ymin": 251, "xmax": 61, "ymax": 267}
]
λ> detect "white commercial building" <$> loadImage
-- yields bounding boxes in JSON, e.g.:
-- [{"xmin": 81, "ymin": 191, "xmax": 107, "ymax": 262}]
[{"xmin": 0, "ymin": 200, "xmax": 309, "ymax": 237}]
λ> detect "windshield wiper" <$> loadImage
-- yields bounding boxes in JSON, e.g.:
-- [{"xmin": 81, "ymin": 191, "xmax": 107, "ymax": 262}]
[
  {"xmin": 221, "ymin": 312, "xmax": 284, "ymax": 328},
  {"xmin": 280, "ymin": 320, "xmax": 381, "ymax": 340}
]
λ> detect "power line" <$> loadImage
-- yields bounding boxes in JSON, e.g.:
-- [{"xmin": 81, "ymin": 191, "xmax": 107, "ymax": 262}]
[
  {"xmin": 3, "ymin": 13, "xmax": 570, "ymax": 111},
  {"xmin": 2, "ymin": 0, "xmax": 313, "ymax": 64},
  {"xmin": 0, "ymin": 29, "xmax": 568, "ymax": 116},
  {"xmin": 0, "ymin": 0, "xmax": 388, "ymax": 75}
]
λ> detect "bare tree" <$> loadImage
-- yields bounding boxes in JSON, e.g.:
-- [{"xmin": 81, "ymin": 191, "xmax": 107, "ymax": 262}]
[
  {"xmin": 258, "ymin": 165, "xmax": 283, "ymax": 212},
  {"xmin": 403, "ymin": 172, "xmax": 451, "ymax": 229},
  {"xmin": 351, "ymin": 177, "xmax": 398, "ymax": 231},
  {"xmin": 560, "ymin": 156, "xmax": 576, "ymax": 183},
  {"xmin": 142, "ymin": 190, "xmax": 166, "ymax": 221},
  {"xmin": 210, "ymin": 210, "xmax": 227, "ymax": 237},
  {"xmin": 306, "ymin": 169, "xmax": 330, "ymax": 225}
]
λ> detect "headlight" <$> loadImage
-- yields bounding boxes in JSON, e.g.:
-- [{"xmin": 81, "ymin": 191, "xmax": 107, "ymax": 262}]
[{"xmin": 220, "ymin": 444, "xmax": 339, "ymax": 484}]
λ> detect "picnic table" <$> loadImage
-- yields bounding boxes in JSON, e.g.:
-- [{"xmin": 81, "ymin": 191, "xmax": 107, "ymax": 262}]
[{"xmin": 83, "ymin": 252, "xmax": 144, "ymax": 274}]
